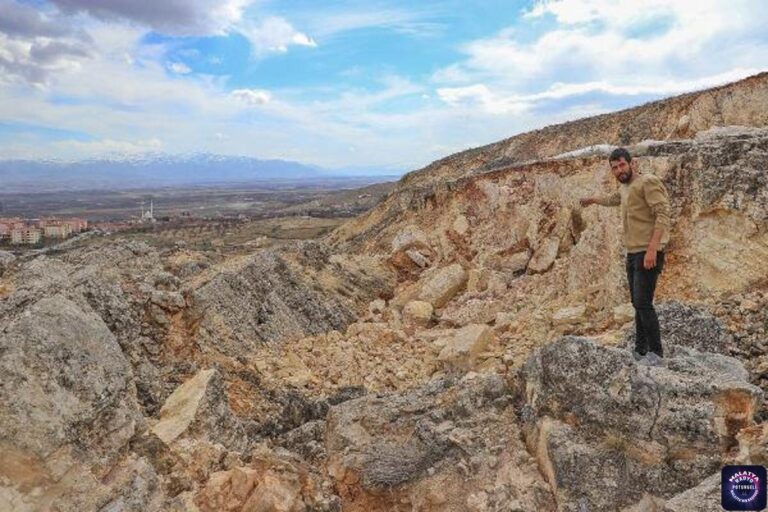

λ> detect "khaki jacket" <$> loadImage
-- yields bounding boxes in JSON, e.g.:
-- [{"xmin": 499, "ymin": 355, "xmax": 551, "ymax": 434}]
[{"xmin": 595, "ymin": 173, "xmax": 671, "ymax": 253}]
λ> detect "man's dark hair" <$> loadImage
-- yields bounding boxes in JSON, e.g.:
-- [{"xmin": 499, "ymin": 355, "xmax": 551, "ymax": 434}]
[{"xmin": 609, "ymin": 147, "xmax": 632, "ymax": 163}]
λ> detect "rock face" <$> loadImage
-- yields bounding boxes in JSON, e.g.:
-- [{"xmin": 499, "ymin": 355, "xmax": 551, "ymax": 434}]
[
  {"xmin": 0, "ymin": 295, "xmax": 140, "ymax": 460},
  {"xmin": 325, "ymin": 123, "xmax": 768, "ymax": 382},
  {"xmin": 660, "ymin": 472, "xmax": 722, "ymax": 512},
  {"xmin": 0, "ymin": 295, "xmax": 148, "ymax": 511},
  {"xmin": 325, "ymin": 374, "xmax": 555, "ymax": 512},
  {"xmin": 518, "ymin": 336, "xmax": 762, "ymax": 510},
  {"xmin": 191, "ymin": 247, "xmax": 391, "ymax": 357},
  {"xmin": 0, "ymin": 238, "xmax": 393, "ymax": 510}
]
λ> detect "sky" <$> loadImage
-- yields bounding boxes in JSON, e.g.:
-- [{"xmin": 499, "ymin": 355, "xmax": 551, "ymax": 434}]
[{"xmin": 1, "ymin": 0, "xmax": 767, "ymax": 172}]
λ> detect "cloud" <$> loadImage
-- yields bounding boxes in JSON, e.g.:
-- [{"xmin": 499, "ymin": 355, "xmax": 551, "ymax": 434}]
[
  {"xmin": 524, "ymin": 0, "xmax": 680, "ymax": 25},
  {"xmin": 30, "ymin": 40, "xmax": 91, "ymax": 63},
  {"xmin": 40, "ymin": 1, "xmax": 316, "ymax": 59},
  {"xmin": 0, "ymin": 35, "xmax": 91, "ymax": 86},
  {"xmin": 240, "ymin": 16, "xmax": 316, "ymax": 55},
  {"xmin": 168, "ymin": 62, "xmax": 191, "ymax": 74},
  {"xmin": 0, "ymin": 0, "xmax": 93, "ymax": 85},
  {"xmin": 436, "ymin": 84, "xmax": 532, "ymax": 114},
  {"xmin": 429, "ymin": 0, "xmax": 768, "ymax": 122},
  {"xmin": 450, "ymin": 0, "xmax": 767, "ymax": 85},
  {"xmin": 0, "ymin": 0, "xmax": 80, "ymax": 39},
  {"xmin": 54, "ymin": 137, "xmax": 163, "ymax": 157},
  {"xmin": 47, "ymin": 0, "xmax": 256, "ymax": 36},
  {"xmin": 230, "ymin": 88, "xmax": 271, "ymax": 105},
  {"xmin": 302, "ymin": 8, "xmax": 444, "ymax": 40},
  {"xmin": 436, "ymin": 68, "xmax": 762, "ymax": 114}
]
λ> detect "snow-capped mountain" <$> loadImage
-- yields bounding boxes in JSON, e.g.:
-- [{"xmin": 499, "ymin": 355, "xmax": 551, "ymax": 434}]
[{"xmin": 0, "ymin": 153, "xmax": 338, "ymax": 192}]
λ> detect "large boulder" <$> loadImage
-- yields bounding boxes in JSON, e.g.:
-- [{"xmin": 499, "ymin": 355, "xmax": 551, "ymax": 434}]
[
  {"xmin": 0, "ymin": 295, "xmax": 146, "ymax": 511},
  {"xmin": 518, "ymin": 336, "xmax": 762, "ymax": 511},
  {"xmin": 417, "ymin": 263, "xmax": 468, "ymax": 308},
  {"xmin": 325, "ymin": 374, "xmax": 555, "ymax": 511},
  {"xmin": 624, "ymin": 301, "xmax": 732, "ymax": 355},
  {"xmin": 0, "ymin": 295, "xmax": 141, "ymax": 461},
  {"xmin": 436, "ymin": 324, "xmax": 494, "ymax": 371}
]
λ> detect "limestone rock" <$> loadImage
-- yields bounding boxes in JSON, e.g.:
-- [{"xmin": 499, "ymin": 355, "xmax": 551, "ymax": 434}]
[
  {"xmin": 662, "ymin": 473, "xmax": 721, "ymax": 512},
  {"xmin": 452, "ymin": 215, "xmax": 469, "ymax": 235},
  {"xmin": 275, "ymin": 352, "xmax": 315, "ymax": 388},
  {"xmin": 0, "ymin": 295, "xmax": 146, "ymax": 511},
  {"xmin": 624, "ymin": 301, "xmax": 732, "ymax": 355},
  {"xmin": 402, "ymin": 300, "xmax": 433, "ymax": 327},
  {"xmin": 437, "ymin": 324, "xmax": 493, "ymax": 370},
  {"xmin": 551, "ymin": 304, "xmax": 587, "ymax": 326},
  {"xmin": 614, "ymin": 302, "xmax": 635, "ymax": 323},
  {"xmin": 152, "ymin": 368, "xmax": 250, "ymax": 452},
  {"xmin": 0, "ymin": 295, "xmax": 140, "ymax": 461},
  {"xmin": 527, "ymin": 237, "xmax": 559, "ymax": 274},
  {"xmin": 466, "ymin": 268, "xmax": 488, "ymax": 293},
  {"xmin": 368, "ymin": 299, "xmax": 386, "ymax": 316},
  {"xmin": 485, "ymin": 271, "xmax": 508, "ymax": 295},
  {"xmin": 439, "ymin": 298, "xmax": 502, "ymax": 327},
  {"xmin": 417, "ymin": 263, "xmax": 467, "ymax": 308},
  {"xmin": 405, "ymin": 248, "xmax": 431, "ymax": 268},
  {"xmin": 325, "ymin": 374, "xmax": 554, "ymax": 511},
  {"xmin": 494, "ymin": 311, "xmax": 515, "ymax": 329},
  {"xmin": 150, "ymin": 290, "xmax": 186, "ymax": 312},
  {"xmin": 196, "ymin": 446, "xmax": 325, "ymax": 512},
  {"xmin": 190, "ymin": 249, "xmax": 361, "ymax": 357},
  {"xmin": 486, "ymin": 250, "xmax": 529, "ymax": 274},
  {"xmin": 519, "ymin": 336, "xmax": 762, "ymax": 510},
  {"xmin": 391, "ymin": 226, "xmax": 429, "ymax": 253}
]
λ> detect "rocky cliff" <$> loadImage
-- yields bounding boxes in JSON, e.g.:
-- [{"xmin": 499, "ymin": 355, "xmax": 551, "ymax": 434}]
[{"xmin": 1, "ymin": 73, "xmax": 768, "ymax": 511}]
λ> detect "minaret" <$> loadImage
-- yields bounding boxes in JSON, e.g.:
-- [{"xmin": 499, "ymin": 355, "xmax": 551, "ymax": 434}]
[{"xmin": 150, "ymin": 200, "xmax": 154, "ymax": 219}]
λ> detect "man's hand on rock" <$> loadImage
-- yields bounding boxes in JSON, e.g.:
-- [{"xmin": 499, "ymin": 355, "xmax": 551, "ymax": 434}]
[{"xmin": 579, "ymin": 198, "xmax": 595, "ymax": 207}]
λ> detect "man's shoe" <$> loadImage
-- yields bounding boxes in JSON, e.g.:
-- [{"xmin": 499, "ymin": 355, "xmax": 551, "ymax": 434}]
[{"xmin": 632, "ymin": 351, "xmax": 646, "ymax": 362}]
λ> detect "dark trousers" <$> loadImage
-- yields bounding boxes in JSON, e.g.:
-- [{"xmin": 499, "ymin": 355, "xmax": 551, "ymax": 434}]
[{"xmin": 625, "ymin": 251, "xmax": 665, "ymax": 357}]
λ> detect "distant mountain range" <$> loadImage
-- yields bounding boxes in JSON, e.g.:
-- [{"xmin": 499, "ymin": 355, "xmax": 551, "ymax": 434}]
[{"xmin": 0, "ymin": 154, "xmax": 401, "ymax": 192}]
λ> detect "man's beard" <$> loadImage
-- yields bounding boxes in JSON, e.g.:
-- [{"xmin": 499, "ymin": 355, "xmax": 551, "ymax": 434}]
[{"xmin": 617, "ymin": 171, "xmax": 631, "ymax": 183}]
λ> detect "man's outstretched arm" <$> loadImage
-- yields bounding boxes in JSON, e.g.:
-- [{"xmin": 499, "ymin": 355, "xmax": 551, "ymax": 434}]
[{"xmin": 580, "ymin": 190, "xmax": 620, "ymax": 207}]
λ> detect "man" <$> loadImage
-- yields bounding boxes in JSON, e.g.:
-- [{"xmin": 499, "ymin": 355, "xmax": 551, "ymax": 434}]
[{"xmin": 580, "ymin": 147, "xmax": 671, "ymax": 366}]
